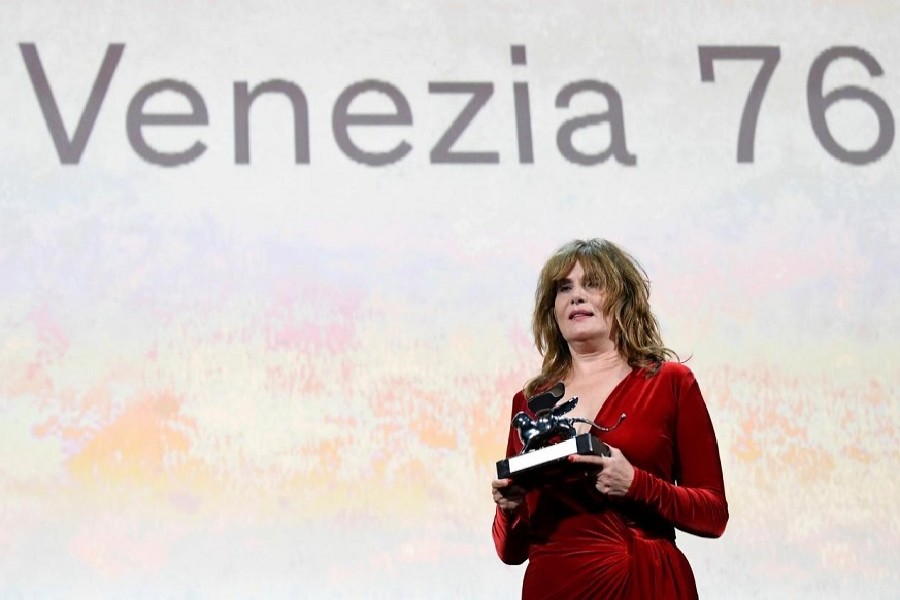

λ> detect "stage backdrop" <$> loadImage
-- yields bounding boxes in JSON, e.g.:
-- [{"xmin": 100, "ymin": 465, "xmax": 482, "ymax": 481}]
[{"xmin": 1, "ymin": 1, "xmax": 898, "ymax": 598}]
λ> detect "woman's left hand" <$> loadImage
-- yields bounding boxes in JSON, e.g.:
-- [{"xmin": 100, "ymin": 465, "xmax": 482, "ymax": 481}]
[{"xmin": 568, "ymin": 445, "xmax": 634, "ymax": 497}]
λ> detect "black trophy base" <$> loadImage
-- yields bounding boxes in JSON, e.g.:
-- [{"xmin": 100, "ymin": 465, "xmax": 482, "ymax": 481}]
[{"xmin": 496, "ymin": 433, "xmax": 611, "ymax": 488}]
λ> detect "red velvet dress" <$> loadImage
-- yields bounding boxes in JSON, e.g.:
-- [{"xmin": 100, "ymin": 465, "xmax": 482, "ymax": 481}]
[{"xmin": 492, "ymin": 362, "xmax": 728, "ymax": 600}]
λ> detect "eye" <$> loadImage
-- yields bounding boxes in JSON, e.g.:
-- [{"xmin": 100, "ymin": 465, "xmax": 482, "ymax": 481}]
[{"xmin": 557, "ymin": 282, "xmax": 572, "ymax": 293}]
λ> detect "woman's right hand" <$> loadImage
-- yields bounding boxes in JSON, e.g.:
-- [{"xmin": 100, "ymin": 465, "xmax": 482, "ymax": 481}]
[{"xmin": 492, "ymin": 478, "xmax": 527, "ymax": 513}]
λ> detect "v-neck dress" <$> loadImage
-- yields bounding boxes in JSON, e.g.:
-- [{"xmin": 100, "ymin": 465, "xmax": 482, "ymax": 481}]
[{"xmin": 492, "ymin": 362, "xmax": 728, "ymax": 600}]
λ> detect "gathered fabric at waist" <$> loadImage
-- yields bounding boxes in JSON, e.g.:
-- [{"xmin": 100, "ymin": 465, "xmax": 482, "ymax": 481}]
[
  {"xmin": 521, "ymin": 491, "xmax": 695, "ymax": 600},
  {"xmin": 524, "ymin": 510, "xmax": 694, "ymax": 600}
]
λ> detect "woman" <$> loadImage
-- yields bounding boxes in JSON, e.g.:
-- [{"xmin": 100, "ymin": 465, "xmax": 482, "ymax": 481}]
[{"xmin": 491, "ymin": 239, "xmax": 728, "ymax": 599}]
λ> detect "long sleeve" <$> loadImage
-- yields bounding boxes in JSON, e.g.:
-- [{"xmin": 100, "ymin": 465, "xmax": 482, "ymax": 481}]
[
  {"xmin": 491, "ymin": 392, "xmax": 532, "ymax": 564},
  {"xmin": 492, "ymin": 505, "xmax": 531, "ymax": 564},
  {"xmin": 624, "ymin": 369, "xmax": 729, "ymax": 538}
]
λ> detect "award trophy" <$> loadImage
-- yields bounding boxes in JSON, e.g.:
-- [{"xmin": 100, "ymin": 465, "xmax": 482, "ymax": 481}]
[{"xmin": 496, "ymin": 383, "xmax": 625, "ymax": 488}]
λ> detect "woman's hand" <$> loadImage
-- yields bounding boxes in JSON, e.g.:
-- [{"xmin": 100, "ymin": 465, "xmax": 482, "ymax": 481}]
[
  {"xmin": 492, "ymin": 478, "xmax": 527, "ymax": 514},
  {"xmin": 568, "ymin": 445, "xmax": 634, "ymax": 497}
]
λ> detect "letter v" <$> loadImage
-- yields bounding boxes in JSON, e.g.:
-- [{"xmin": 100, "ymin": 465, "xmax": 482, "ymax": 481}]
[{"xmin": 19, "ymin": 43, "xmax": 124, "ymax": 164}]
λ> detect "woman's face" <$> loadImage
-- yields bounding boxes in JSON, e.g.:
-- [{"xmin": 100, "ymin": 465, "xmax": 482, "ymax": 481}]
[{"xmin": 553, "ymin": 261, "xmax": 613, "ymax": 346}]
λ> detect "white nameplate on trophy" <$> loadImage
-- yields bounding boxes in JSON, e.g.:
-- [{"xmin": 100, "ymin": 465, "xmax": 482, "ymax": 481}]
[{"xmin": 496, "ymin": 433, "xmax": 610, "ymax": 484}]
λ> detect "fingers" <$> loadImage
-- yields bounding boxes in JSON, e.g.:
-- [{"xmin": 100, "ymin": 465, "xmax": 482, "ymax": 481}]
[
  {"xmin": 567, "ymin": 454, "xmax": 608, "ymax": 467},
  {"xmin": 595, "ymin": 479, "xmax": 615, "ymax": 495},
  {"xmin": 492, "ymin": 478, "xmax": 526, "ymax": 511},
  {"xmin": 492, "ymin": 479, "xmax": 526, "ymax": 498}
]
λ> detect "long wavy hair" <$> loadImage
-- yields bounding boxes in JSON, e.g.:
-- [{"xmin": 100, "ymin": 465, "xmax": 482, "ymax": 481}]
[{"xmin": 524, "ymin": 239, "xmax": 677, "ymax": 397}]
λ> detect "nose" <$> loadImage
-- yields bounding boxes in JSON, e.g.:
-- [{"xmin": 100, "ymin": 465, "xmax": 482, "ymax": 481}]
[{"xmin": 570, "ymin": 289, "xmax": 585, "ymax": 304}]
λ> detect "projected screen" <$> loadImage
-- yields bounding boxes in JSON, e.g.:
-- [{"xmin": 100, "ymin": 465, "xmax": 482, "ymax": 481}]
[{"xmin": 1, "ymin": 2, "xmax": 897, "ymax": 598}]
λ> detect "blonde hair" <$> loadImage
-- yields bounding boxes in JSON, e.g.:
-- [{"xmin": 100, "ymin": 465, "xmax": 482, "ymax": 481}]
[{"xmin": 524, "ymin": 239, "xmax": 676, "ymax": 397}]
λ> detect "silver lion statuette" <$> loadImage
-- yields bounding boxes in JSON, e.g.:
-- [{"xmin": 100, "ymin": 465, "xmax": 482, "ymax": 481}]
[{"xmin": 496, "ymin": 382, "xmax": 626, "ymax": 487}]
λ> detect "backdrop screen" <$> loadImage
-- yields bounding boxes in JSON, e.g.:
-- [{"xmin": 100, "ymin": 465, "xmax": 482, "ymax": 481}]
[{"xmin": 1, "ymin": 2, "xmax": 898, "ymax": 598}]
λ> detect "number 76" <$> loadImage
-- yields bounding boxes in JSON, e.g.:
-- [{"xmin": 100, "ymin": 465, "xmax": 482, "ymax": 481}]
[{"xmin": 698, "ymin": 45, "xmax": 894, "ymax": 165}]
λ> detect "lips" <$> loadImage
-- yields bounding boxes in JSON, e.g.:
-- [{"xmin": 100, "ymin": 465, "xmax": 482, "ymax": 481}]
[{"xmin": 569, "ymin": 310, "xmax": 594, "ymax": 319}]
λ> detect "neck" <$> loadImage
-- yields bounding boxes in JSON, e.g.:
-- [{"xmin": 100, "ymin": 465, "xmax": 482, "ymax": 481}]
[{"xmin": 568, "ymin": 344, "xmax": 630, "ymax": 379}]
